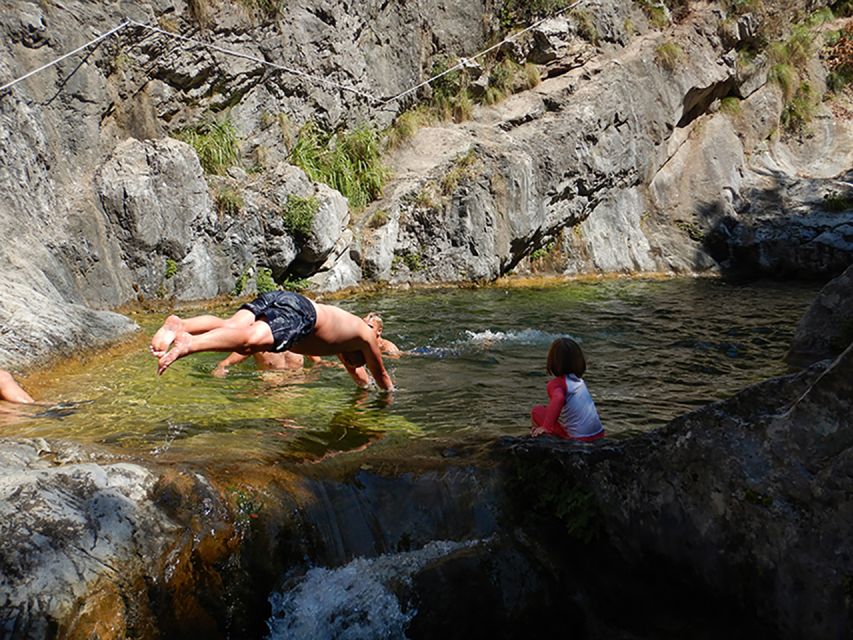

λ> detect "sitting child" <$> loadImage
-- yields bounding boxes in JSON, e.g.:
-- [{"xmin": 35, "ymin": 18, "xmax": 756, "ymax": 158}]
[
  {"xmin": 530, "ymin": 337, "xmax": 604, "ymax": 441},
  {"xmin": 363, "ymin": 312, "xmax": 402, "ymax": 357}
]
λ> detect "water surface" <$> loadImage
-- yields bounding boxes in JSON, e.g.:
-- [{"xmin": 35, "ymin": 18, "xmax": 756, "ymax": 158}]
[{"xmin": 2, "ymin": 277, "xmax": 819, "ymax": 465}]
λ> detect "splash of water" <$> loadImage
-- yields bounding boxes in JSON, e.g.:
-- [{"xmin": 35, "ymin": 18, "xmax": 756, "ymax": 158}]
[
  {"xmin": 462, "ymin": 328, "xmax": 562, "ymax": 346},
  {"xmin": 266, "ymin": 539, "xmax": 486, "ymax": 640}
]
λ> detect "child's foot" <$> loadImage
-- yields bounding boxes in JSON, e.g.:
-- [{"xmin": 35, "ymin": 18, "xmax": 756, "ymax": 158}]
[
  {"xmin": 150, "ymin": 315, "xmax": 183, "ymax": 356},
  {"xmin": 157, "ymin": 331, "xmax": 191, "ymax": 375}
]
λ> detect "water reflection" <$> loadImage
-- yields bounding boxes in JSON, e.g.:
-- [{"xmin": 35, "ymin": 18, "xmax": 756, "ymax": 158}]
[{"xmin": 2, "ymin": 278, "xmax": 819, "ymax": 462}]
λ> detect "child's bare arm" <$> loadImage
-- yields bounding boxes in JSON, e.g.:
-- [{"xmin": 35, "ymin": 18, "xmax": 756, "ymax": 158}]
[
  {"xmin": 337, "ymin": 354, "xmax": 372, "ymax": 388},
  {"xmin": 212, "ymin": 352, "xmax": 249, "ymax": 377}
]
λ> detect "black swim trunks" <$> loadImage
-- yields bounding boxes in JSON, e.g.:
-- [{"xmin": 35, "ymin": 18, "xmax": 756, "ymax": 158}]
[{"xmin": 240, "ymin": 291, "xmax": 317, "ymax": 352}]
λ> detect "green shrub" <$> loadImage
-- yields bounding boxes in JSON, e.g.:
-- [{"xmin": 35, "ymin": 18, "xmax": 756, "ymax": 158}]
[
  {"xmin": 769, "ymin": 63, "xmax": 797, "ymax": 100},
  {"xmin": 823, "ymin": 190, "xmax": 853, "ymax": 212},
  {"xmin": 164, "ymin": 258, "xmax": 179, "ymax": 280},
  {"xmin": 281, "ymin": 194, "xmax": 319, "ymax": 236},
  {"xmin": 399, "ymin": 250, "xmax": 423, "ymax": 271},
  {"xmin": 384, "ymin": 106, "xmax": 432, "ymax": 150},
  {"xmin": 290, "ymin": 123, "xmax": 387, "ymax": 210},
  {"xmin": 233, "ymin": 270, "xmax": 250, "ymax": 296},
  {"xmin": 571, "ymin": 9, "xmax": 599, "ymax": 44},
  {"xmin": 781, "ymin": 81, "xmax": 818, "ymax": 132},
  {"xmin": 722, "ymin": 0, "xmax": 759, "ymax": 16},
  {"xmin": 719, "ymin": 96, "xmax": 742, "ymax": 115},
  {"xmin": 256, "ymin": 267, "xmax": 277, "ymax": 293},
  {"xmin": 655, "ymin": 41, "xmax": 683, "ymax": 71},
  {"xmin": 825, "ymin": 23, "xmax": 853, "ymax": 93},
  {"xmin": 280, "ymin": 276, "xmax": 310, "ymax": 291},
  {"xmin": 636, "ymin": 0, "xmax": 670, "ymax": 29},
  {"xmin": 173, "ymin": 119, "xmax": 240, "ymax": 175},
  {"xmin": 368, "ymin": 209, "xmax": 390, "ymax": 228},
  {"xmin": 498, "ymin": 0, "xmax": 576, "ymax": 30},
  {"xmin": 440, "ymin": 150, "xmax": 478, "ymax": 195},
  {"xmin": 216, "ymin": 186, "xmax": 244, "ymax": 216},
  {"xmin": 235, "ymin": 0, "xmax": 284, "ymax": 19}
]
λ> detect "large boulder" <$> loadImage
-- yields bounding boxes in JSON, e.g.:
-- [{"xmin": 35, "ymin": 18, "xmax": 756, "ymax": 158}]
[
  {"xmin": 506, "ymin": 342, "xmax": 853, "ymax": 638},
  {"xmin": 787, "ymin": 263, "xmax": 853, "ymax": 367}
]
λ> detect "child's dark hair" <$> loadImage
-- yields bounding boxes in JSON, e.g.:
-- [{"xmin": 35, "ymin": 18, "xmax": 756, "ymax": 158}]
[{"xmin": 546, "ymin": 337, "xmax": 586, "ymax": 377}]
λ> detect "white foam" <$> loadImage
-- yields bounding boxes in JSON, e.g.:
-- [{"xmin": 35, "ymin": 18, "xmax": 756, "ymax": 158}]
[
  {"xmin": 266, "ymin": 539, "xmax": 484, "ymax": 640},
  {"xmin": 462, "ymin": 328, "xmax": 559, "ymax": 346}
]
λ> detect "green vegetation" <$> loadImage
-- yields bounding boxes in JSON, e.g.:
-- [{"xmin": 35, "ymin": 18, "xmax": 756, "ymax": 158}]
[
  {"xmin": 721, "ymin": 0, "xmax": 759, "ymax": 16},
  {"xmin": 367, "ymin": 209, "xmax": 390, "ymax": 228},
  {"xmin": 384, "ymin": 106, "xmax": 433, "ymax": 150},
  {"xmin": 530, "ymin": 244, "xmax": 553, "ymax": 260},
  {"xmin": 719, "ymin": 96, "xmax": 742, "ymax": 116},
  {"xmin": 654, "ymin": 41, "xmax": 683, "ymax": 71},
  {"xmin": 256, "ymin": 267, "xmax": 277, "ymax": 293},
  {"xmin": 498, "ymin": 0, "xmax": 576, "ymax": 30},
  {"xmin": 233, "ymin": 270, "xmax": 250, "ymax": 296},
  {"xmin": 744, "ymin": 488, "xmax": 773, "ymax": 507},
  {"xmin": 763, "ymin": 17, "xmax": 835, "ymax": 133},
  {"xmin": 636, "ymin": 0, "xmax": 670, "ymax": 29},
  {"xmin": 173, "ymin": 118, "xmax": 240, "ymax": 175},
  {"xmin": 290, "ymin": 123, "xmax": 386, "ymax": 210},
  {"xmin": 781, "ymin": 81, "xmax": 818, "ymax": 133},
  {"xmin": 514, "ymin": 460, "xmax": 603, "ymax": 543},
  {"xmin": 429, "ymin": 57, "xmax": 474, "ymax": 123},
  {"xmin": 571, "ymin": 8, "xmax": 599, "ymax": 45},
  {"xmin": 164, "ymin": 258, "xmax": 179, "ymax": 280},
  {"xmin": 216, "ymin": 186, "xmax": 244, "ymax": 216},
  {"xmin": 676, "ymin": 219, "xmax": 704, "ymax": 242},
  {"xmin": 280, "ymin": 276, "xmax": 310, "ymax": 291},
  {"xmin": 440, "ymin": 150, "xmax": 479, "ymax": 194},
  {"xmin": 823, "ymin": 190, "xmax": 853, "ymax": 212},
  {"xmin": 281, "ymin": 194, "xmax": 319, "ymax": 237},
  {"xmin": 226, "ymin": 485, "xmax": 263, "ymax": 534},
  {"xmin": 235, "ymin": 0, "xmax": 284, "ymax": 19},
  {"xmin": 825, "ymin": 22, "xmax": 853, "ymax": 94},
  {"xmin": 393, "ymin": 250, "xmax": 423, "ymax": 272}
]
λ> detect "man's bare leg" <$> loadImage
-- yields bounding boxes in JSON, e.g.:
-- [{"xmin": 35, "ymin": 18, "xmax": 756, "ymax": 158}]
[
  {"xmin": 150, "ymin": 315, "xmax": 184, "ymax": 356},
  {"xmin": 151, "ymin": 310, "xmax": 256, "ymax": 356},
  {"xmin": 157, "ymin": 321, "xmax": 275, "ymax": 375}
]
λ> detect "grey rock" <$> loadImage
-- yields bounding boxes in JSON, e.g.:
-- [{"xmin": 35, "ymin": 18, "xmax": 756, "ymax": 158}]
[
  {"xmin": 787, "ymin": 264, "xmax": 853, "ymax": 367},
  {"xmin": 508, "ymin": 340, "xmax": 853, "ymax": 639},
  {"xmin": 0, "ymin": 439, "xmax": 175, "ymax": 635}
]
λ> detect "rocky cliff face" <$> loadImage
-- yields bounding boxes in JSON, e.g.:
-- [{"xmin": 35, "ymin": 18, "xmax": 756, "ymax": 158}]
[{"xmin": 0, "ymin": 0, "xmax": 850, "ymax": 370}]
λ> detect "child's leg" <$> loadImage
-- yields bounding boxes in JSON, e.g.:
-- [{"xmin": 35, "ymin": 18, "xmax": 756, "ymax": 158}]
[
  {"xmin": 0, "ymin": 370, "xmax": 34, "ymax": 404},
  {"xmin": 530, "ymin": 405, "xmax": 568, "ymax": 438},
  {"xmin": 157, "ymin": 321, "xmax": 275, "ymax": 375}
]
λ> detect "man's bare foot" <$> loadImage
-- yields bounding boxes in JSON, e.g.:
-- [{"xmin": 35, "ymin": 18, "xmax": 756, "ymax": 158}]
[
  {"xmin": 157, "ymin": 331, "xmax": 192, "ymax": 375},
  {"xmin": 150, "ymin": 315, "xmax": 183, "ymax": 356}
]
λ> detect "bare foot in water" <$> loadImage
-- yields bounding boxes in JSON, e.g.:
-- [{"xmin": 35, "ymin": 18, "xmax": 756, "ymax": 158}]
[
  {"xmin": 150, "ymin": 315, "xmax": 183, "ymax": 356},
  {"xmin": 157, "ymin": 331, "xmax": 192, "ymax": 375}
]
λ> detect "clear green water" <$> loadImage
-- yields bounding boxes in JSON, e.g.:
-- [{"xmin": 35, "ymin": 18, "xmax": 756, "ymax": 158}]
[{"xmin": 0, "ymin": 277, "xmax": 819, "ymax": 465}]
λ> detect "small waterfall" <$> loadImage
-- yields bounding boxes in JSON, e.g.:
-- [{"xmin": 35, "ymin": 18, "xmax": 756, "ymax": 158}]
[{"xmin": 266, "ymin": 539, "xmax": 487, "ymax": 640}]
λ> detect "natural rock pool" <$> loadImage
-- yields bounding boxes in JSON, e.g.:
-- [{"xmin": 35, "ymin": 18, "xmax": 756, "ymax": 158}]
[
  {"xmin": 1, "ymin": 275, "xmax": 833, "ymax": 639},
  {"xmin": 3, "ymin": 276, "xmax": 819, "ymax": 465}
]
